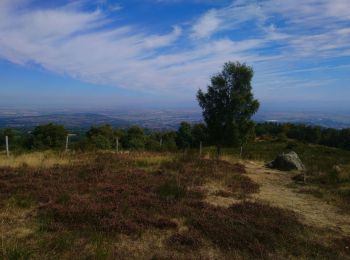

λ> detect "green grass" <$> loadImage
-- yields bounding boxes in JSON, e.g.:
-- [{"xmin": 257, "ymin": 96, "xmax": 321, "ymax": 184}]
[
  {"xmin": 218, "ymin": 139, "xmax": 350, "ymax": 168},
  {"xmin": 217, "ymin": 139, "xmax": 350, "ymax": 210},
  {"xmin": 212, "ymin": 139, "xmax": 350, "ymax": 180}
]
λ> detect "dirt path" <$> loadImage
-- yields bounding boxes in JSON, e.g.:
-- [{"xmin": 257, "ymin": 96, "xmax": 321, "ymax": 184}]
[{"xmin": 244, "ymin": 160, "xmax": 350, "ymax": 236}]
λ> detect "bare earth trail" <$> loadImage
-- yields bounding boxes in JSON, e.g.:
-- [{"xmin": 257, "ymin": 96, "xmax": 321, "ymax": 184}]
[{"xmin": 244, "ymin": 160, "xmax": 350, "ymax": 237}]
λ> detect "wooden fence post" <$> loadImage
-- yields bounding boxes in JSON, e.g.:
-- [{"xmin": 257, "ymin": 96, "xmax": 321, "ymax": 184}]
[
  {"xmin": 65, "ymin": 135, "xmax": 69, "ymax": 153},
  {"xmin": 5, "ymin": 136, "xmax": 9, "ymax": 157},
  {"xmin": 65, "ymin": 134, "xmax": 76, "ymax": 153}
]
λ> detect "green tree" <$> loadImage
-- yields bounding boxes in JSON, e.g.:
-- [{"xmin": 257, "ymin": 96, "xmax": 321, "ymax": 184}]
[
  {"xmin": 145, "ymin": 135, "xmax": 161, "ymax": 151},
  {"xmin": 122, "ymin": 126, "xmax": 145, "ymax": 150},
  {"xmin": 31, "ymin": 123, "xmax": 68, "ymax": 149},
  {"xmin": 162, "ymin": 131, "xmax": 177, "ymax": 151},
  {"xmin": 146, "ymin": 131, "xmax": 177, "ymax": 151},
  {"xmin": 191, "ymin": 123, "xmax": 208, "ymax": 147},
  {"xmin": 304, "ymin": 126, "xmax": 321, "ymax": 144},
  {"xmin": 86, "ymin": 125, "xmax": 115, "ymax": 149},
  {"xmin": 176, "ymin": 122, "xmax": 193, "ymax": 150},
  {"xmin": 3, "ymin": 128, "xmax": 14, "ymax": 139},
  {"xmin": 339, "ymin": 129, "xmax": 350, "ymax": 150},
  {"xmin": 197, "ymin": 62, "xmax": 260, "ymax": 155}
]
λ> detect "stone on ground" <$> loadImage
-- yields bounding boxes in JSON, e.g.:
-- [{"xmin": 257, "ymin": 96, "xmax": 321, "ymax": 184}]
[{"xmin": 267, "ymin": 151, "xmax": 305, "ymax": 171}]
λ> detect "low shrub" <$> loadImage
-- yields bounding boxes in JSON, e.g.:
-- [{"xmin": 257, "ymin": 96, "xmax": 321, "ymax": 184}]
[
  {"xmin": 0, "ymin": 152, "xmax": 340, "ymax": 259},
  {"xmin": 333, "ymin": 236, "xmax": 350, "ymax": 257},
  {"xmin": 225, "ymin": 174, "xmax": 260, "ymax": 195},
  {"xmin": 157, "ymin": 179, "xmax": 186, "ymax": 201},
  {"xmin": 166, "ymin": 231, "xmax": 202, "ymax": 250},
  {"xmin": 3, "ymin": 245, "xmax": 32, "ymax": 260},
  {"xmin": 187, "ymin": 201, "xmax": 337, "ymax": 258},
  {"xmin": 9, "ymin": 194, "xmax": 34, "ymax": 208}
]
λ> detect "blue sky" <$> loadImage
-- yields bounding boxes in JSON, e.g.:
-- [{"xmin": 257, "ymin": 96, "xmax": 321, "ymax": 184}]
[{"xmin": 0, "ymin": 0, "xmax": 350, "ymax": 111}]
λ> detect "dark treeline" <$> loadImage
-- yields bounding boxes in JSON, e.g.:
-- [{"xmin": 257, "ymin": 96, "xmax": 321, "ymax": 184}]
[
  {"xmin": 256, "ymin": 122, "xmax": 350, "ymax": 150},
  {"xmin": 0, "ymin": 122, "xmax": 209, "ymax": 153},
  {"xmin": 1, "ymin": 122, "xmax": 350, "ymax": 153}
]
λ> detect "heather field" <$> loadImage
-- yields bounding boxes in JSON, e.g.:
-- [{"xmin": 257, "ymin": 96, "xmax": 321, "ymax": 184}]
[{"xmin": 0, "ymin": 150, "xmax": 349, "ymax": 259}]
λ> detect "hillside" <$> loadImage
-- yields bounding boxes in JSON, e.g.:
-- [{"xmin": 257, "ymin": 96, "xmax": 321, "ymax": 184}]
[
  {"xmin": 0, "ymin": 113, "xmax": 130, "ymax": 129},
  {"xmin": 0, "ymin": 144, "xmax": 349, "ymax": 259},
  {"xmin": 0, "ymin": 109, "xmax": 203, "ymax": 130}
]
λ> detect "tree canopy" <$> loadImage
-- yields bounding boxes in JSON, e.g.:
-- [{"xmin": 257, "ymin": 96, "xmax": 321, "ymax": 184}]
[
  {"xmin": 122, "ymin": 125, "xmax": 145, "ymax": 150},
  {"xmin": 197, "ymin": 62, "xmax": 260, "ymax": 153},
  {"xmin": 176, "ymin": 122, "xmax": 193, "ymax": 150},
  {"xmin": 86, "ymin": 125, "xmax": 116, "ymax": 149},
  {"xmin": 31, "ymin": 123, "xmax": 68, "ymax": 149}
]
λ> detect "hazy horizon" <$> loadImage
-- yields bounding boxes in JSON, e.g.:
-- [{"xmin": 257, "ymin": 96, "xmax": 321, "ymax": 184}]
[{"xmin": 1, "ymin": 100, "xmax": 350, "ymax": 115}]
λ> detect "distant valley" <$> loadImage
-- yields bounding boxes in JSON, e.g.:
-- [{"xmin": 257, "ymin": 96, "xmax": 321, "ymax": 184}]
[{"xmin": 0, "ymin": 108, "xmax": 349, "ymax": 130}]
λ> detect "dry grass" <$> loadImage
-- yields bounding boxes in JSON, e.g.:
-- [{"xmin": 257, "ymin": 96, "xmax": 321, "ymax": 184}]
[
  {"xmin": 244, "ymin": 160, "xmax": 350, "ymax": 237},
  {"xmin": 0, "ymin": 202, "xmax": 36, "ymax": 260},
  {"xmin": 0, "ymin": 152, "xmax": 347, "ymax": 259},
  {"xmin": 203, "ymin": 181, "xmax": 242, "ymax": 207},
  {"xmin": 221, "ymin": 140, "xmax": 350, "ymax": 211},
  {"xmin": 0, "ymin": 151, "xmax": 74, "ymax": 168},
  {"xmin": 132, "ymin": 152, "xmax": 174, "ymax": 170},
  {"xmin": 0, "ymin": 203, "xmax": 35, "ymax": 240},
  {"xmin": 220, "ymin": 154, "xmax": 242, "ymax": 165}
]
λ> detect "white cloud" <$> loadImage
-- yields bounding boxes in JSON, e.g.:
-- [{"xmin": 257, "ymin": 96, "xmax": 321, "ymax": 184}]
[
  {"xmin": 191, "ymin": 1, "xmax": 265, "ymax": 39},
  {"xmin": 0, "ymin": 0, "xmax": 349, "ymax": 102},
  {"xmin": 188, "ymin": 0, "xmax": 350, "ymax": 94},
  {"xmin": 0, "ymin": 1, "xmax": 186, "ymax": 93},
  {"xmin": 143, "ymin": 26, "xmax": 182, "ymax": 49},
  {"xmin": 191, "ymin": 10, "xmax": 221, "ymax": 39}
]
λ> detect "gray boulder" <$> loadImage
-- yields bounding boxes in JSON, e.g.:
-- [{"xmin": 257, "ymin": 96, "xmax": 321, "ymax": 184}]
[{"xmin": 267, "ymin": 151, "xmax": 305, "ymax": 171}]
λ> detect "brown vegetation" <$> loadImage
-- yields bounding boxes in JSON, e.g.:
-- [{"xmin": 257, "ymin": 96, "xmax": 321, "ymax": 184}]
[{"xmin": 0, "ymin": 152, "xmax": 348, "ymax": 259}]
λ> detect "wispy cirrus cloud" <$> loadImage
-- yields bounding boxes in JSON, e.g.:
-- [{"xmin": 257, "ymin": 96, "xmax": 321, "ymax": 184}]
[
  {"xmin": 0, "ymin": 0, "xmax": 349, "ymax": 104},
  {"xmin": 191, "ymin": 9, "xmax": 222, "ymax": 39},
  {"xmin": 189, "ymin": 0, "xmax": 350, "ymax": 95}
]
